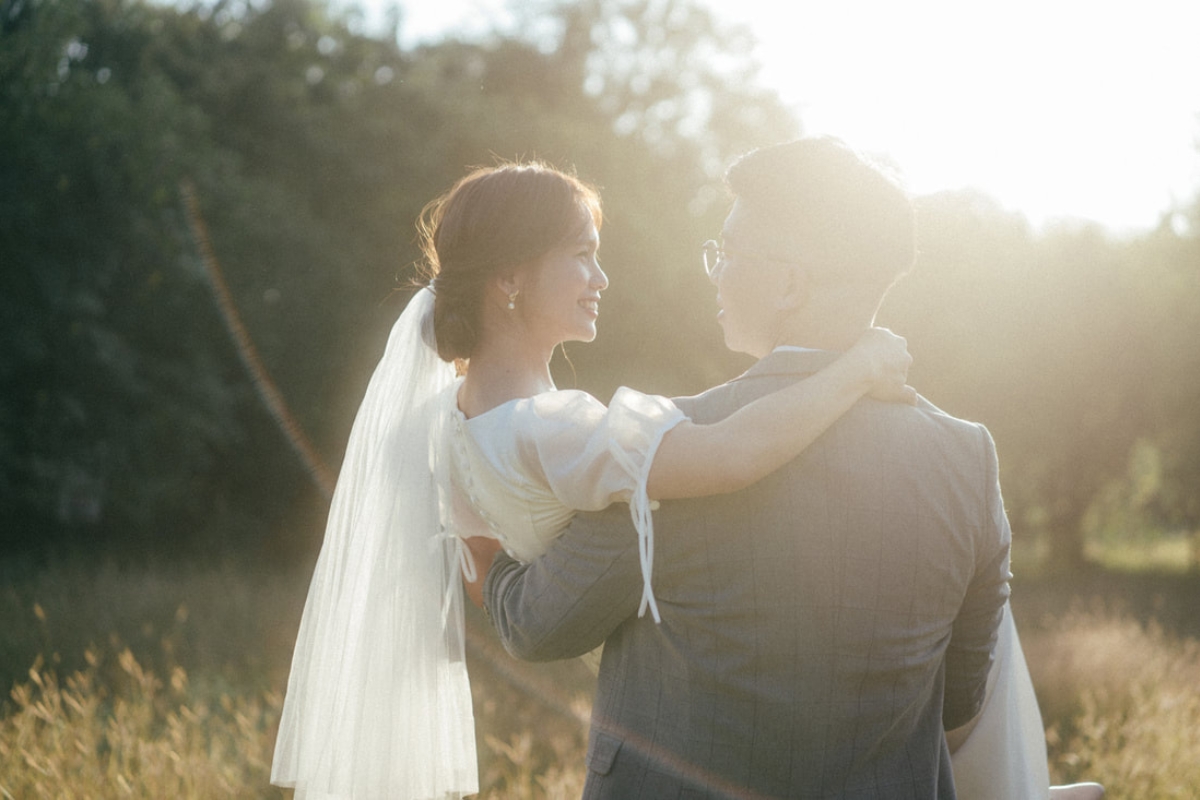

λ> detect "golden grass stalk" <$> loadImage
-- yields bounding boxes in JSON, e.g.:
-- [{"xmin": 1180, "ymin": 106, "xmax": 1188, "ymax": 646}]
[
  {"xmin": 1026, "ymin": 610, "xmax": 1200, "ymax": 796},
  {"xmin": 0, "ymin": 649, "xmax": 285, "ymax": 800},
  {"xmin": 5, "ymin": 562, "xmax": 1199, "ymax": 798}
]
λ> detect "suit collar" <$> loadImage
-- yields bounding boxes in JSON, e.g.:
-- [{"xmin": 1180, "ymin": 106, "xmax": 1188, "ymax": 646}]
[{"xmin": 737, "ymin": 347, "xmax": 842, "ymax": 383}]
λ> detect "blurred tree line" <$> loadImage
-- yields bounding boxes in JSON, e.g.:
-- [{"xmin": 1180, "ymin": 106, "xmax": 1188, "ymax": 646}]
[{"xmin": 1, "ymin": 0, "xmax": 1197, "ymax": 571}]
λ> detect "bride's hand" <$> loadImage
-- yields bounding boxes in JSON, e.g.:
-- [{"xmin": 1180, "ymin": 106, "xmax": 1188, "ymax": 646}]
[
  {"xmin": 849, "ymin": 327, "xmax": 917, "ymax": 405},
  {"xmin": 462, "ymin": 536, "xmax": 505, "ymax": 609}
]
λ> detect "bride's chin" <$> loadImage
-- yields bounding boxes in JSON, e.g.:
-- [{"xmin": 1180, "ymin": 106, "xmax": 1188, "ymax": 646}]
[
  {"xmin": 569, "ymin": 323, "xmax": 598, "ymax": 343},
  {"xmin": 553, "ymin": 329, "xmax": 597, "ymax": 347}
]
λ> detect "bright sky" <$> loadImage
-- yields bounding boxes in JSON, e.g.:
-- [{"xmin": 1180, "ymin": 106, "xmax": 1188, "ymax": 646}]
[{"xmin": 347, "ymin": 0, "xmax": 1200, "ymax": 234}]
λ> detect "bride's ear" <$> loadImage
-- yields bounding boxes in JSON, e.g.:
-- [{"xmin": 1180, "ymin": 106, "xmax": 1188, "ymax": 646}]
[{"xmin": 493, "ymin": 270, "xmax": 521, "ymax": 301}]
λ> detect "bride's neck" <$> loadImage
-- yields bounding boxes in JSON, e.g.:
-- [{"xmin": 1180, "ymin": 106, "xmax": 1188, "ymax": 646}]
[{"xmin": 457, "ymin": 333, "xmax": 555, "ymax": 418}]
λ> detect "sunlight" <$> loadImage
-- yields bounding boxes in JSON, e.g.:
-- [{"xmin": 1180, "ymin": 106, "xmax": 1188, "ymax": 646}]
[
  {"xmin": 352, "ymin": 0, "xmax": 1200, "ymax": 231},
  {"xmin": 727, "ymin": 0, "xmax": 1200, "ymax": 231}
]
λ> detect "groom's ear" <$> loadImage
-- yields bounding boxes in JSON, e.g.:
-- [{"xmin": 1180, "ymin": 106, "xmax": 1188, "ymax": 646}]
[{"xmin": 773, "ymin": 265, "xmax": 808, "ymax": 313}]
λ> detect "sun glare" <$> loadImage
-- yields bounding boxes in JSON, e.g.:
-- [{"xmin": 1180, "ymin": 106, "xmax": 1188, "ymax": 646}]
[
  {"xmin": 731, "ymin": 0, "xmax": 1200, "ymax": 231},
  {"xmin": 358, "ymin": 0, "xmax": 1199, "ymax": 232}
]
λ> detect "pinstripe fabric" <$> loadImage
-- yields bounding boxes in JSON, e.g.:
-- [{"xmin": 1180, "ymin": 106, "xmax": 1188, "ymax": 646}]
[{"xmin": 484, "ymin": 349, "xmax": 1011, "ymax": 799}]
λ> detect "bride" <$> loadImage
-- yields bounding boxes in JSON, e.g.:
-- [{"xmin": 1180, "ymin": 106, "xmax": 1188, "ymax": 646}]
[{"xmin": 270, "ymin": 161, "xmax": 912, "ymax": 798}]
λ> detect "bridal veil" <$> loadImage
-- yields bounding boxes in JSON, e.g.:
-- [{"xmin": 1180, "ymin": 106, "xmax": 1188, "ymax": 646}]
[{"xmin": 271, "ymin": 288, "xmax": 479, "ymax": 799}]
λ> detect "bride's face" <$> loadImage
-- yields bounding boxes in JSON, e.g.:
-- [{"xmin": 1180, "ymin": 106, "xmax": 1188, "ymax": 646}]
[{"xmin": 519, "ymin": 216, "xmax": 607, "ymax": 348}]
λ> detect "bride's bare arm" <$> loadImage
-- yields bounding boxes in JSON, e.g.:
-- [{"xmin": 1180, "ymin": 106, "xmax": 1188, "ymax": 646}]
[{"xmin": 646, "ymin": 328, "xmax": 914, "ymax": 500}]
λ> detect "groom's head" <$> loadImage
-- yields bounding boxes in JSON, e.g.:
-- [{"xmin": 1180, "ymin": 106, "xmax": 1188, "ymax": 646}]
[{"xmin": 710, "ymin": 136, "xmax": 915, "ymax": 357}]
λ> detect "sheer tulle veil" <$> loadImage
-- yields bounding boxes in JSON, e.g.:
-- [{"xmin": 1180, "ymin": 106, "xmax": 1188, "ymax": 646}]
[{"xmin": 271, "ymin": 287, "xmax": 479, "ymax": 799}]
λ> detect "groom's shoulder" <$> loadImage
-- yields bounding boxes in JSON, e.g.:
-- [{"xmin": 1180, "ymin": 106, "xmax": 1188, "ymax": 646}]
[
  {"xmin": 670, "ymin": 378, "xmax": 743, "ymax": 423},
  {"xmin": 669, "ymin": 353, "xmax": 792, "ymax": 421},
  {"xmin": 669, "ymin": 387, "xmax": 707, "ymax": 417},
  {"xmin": 911, "ymin": 393, "xmax": 987, "ymax": 432},
  {"xmin": 903, "ymin": 393, "xmax": 999, "ymax": 458}
]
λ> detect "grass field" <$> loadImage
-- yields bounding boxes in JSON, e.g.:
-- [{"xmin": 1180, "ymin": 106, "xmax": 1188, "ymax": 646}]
[{"xmin": 2, "ymin": 551, "xmax": 1198, "ymax": 799}]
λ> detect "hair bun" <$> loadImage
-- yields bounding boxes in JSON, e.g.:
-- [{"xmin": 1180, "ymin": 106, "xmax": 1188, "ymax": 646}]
[{"xmin": 433, "ymin": 299, "xmax": 476, "ymax": 363}]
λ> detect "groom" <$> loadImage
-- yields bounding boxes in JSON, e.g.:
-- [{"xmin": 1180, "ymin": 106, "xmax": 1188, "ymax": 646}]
[{"xmin": 475, "ymin": 136, "xmax": 1011, "ymax": 798}]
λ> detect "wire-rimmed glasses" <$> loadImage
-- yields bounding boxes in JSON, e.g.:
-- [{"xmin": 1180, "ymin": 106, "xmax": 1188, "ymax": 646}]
[
  {"xmin": 701, "ymin": 240, "xmax": 724, "ymax": 277},
  {"xmin": 703, "ymin": 239, "xmax": 801, "ymax": 277}
]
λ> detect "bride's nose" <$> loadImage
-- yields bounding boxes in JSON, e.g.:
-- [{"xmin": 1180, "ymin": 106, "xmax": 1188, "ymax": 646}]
[{"xmin": 590, "ymin": 263, "xmax": 609, "ymax": 291}]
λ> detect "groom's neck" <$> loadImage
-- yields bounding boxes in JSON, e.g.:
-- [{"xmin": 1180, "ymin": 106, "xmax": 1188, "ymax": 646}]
[
  {"xmin": 772, "ymin": 319, "xmax": 872, "ymax": 354},
  {"xmin": 771, "ymin": 292, "xmax": 882, "ymax": 354}
]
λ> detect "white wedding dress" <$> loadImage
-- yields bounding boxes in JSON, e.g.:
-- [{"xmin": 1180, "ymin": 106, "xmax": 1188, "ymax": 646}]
[
  {"xmin": 445, "ymin": 383, "xmax": 685, "ymax": 618},
  {"xmin": 272, "ymin": 288, "xmax": 1050, "ymax": 799},
  {"xmin": 950, "ymin": 603, "xmax": 1052, "ymax": 799}
]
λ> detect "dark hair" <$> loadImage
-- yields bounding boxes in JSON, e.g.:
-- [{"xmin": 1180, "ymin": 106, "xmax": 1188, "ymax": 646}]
[
  {"xmin": 725, "ymin": 136, "xmax": 915, "ymax": 289},
  {"xmin": 417, "ymin": 162, "xmax": 602, "ymax": 362}
]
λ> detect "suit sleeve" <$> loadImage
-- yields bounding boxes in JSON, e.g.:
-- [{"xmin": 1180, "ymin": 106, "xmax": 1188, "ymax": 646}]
[
  {"xmin": 943, "ymin": 423, "xmax": 1013, "ymax": 730},
  {"xmin": 482, "ymin": 503, "xmax": 645, "ymax": 662}
]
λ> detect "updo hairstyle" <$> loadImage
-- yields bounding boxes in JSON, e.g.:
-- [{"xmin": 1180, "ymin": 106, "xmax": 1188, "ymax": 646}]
[{"xmin": 417, "ymin": 162, "xmax": 603, "ymax": 363}]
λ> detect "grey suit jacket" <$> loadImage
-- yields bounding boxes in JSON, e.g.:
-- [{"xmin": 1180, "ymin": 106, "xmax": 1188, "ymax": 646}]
[{"xmin": 483, "ymin": 349, "xmax": 1012, "ymax": 799}]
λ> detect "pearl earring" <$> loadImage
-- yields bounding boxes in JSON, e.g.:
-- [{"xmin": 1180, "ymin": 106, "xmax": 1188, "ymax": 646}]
[{"xmin": 507, "ymin": 291, "xmax": 518, "ymax": 310}]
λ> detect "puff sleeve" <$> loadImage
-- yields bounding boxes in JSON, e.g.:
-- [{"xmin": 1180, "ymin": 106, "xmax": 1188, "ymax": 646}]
[{"xmin": 514, "ymin": 387, "xmax": 686, "ymax": 621}]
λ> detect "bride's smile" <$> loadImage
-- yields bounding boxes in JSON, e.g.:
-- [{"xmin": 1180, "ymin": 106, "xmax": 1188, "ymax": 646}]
[{"xmin": 518, "ymin": 216, "xmax": 608, "ymax": 348}]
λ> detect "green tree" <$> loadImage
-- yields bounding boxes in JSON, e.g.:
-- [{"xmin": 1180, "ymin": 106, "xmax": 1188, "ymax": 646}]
[
  {"xmin": 1, "ymin": 0, "xmax": 801, "ymax": 563},
  {"xmin": 0, "ymin": 0, "xmax": 248, "ymax": 559}
]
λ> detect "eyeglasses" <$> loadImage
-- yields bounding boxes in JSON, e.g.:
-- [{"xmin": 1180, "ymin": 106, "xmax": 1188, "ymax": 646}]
[
  {"xmin": 702, "ymin": 240, "xmax": 801, "ymax": 277},
  {"xmin": 701, "ymin": 240, "xmax": 725, "ymax": 277}
]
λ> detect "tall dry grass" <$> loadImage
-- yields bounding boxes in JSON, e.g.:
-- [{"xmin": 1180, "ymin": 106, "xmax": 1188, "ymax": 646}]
[
  {"xmin": 2, "ymin": 561, "xmax": 1198, "ymax": 798},
  {"xmin": 0, "ymin": 560, "xmax": 593, "ymax": 799},
  {"xmin": 1024, "ymin": 609, "xmax": 1200, "ymax": 796},
  {"xmin": 1, "ymin": 648, "xmax": 284, "ymax": 799}
]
